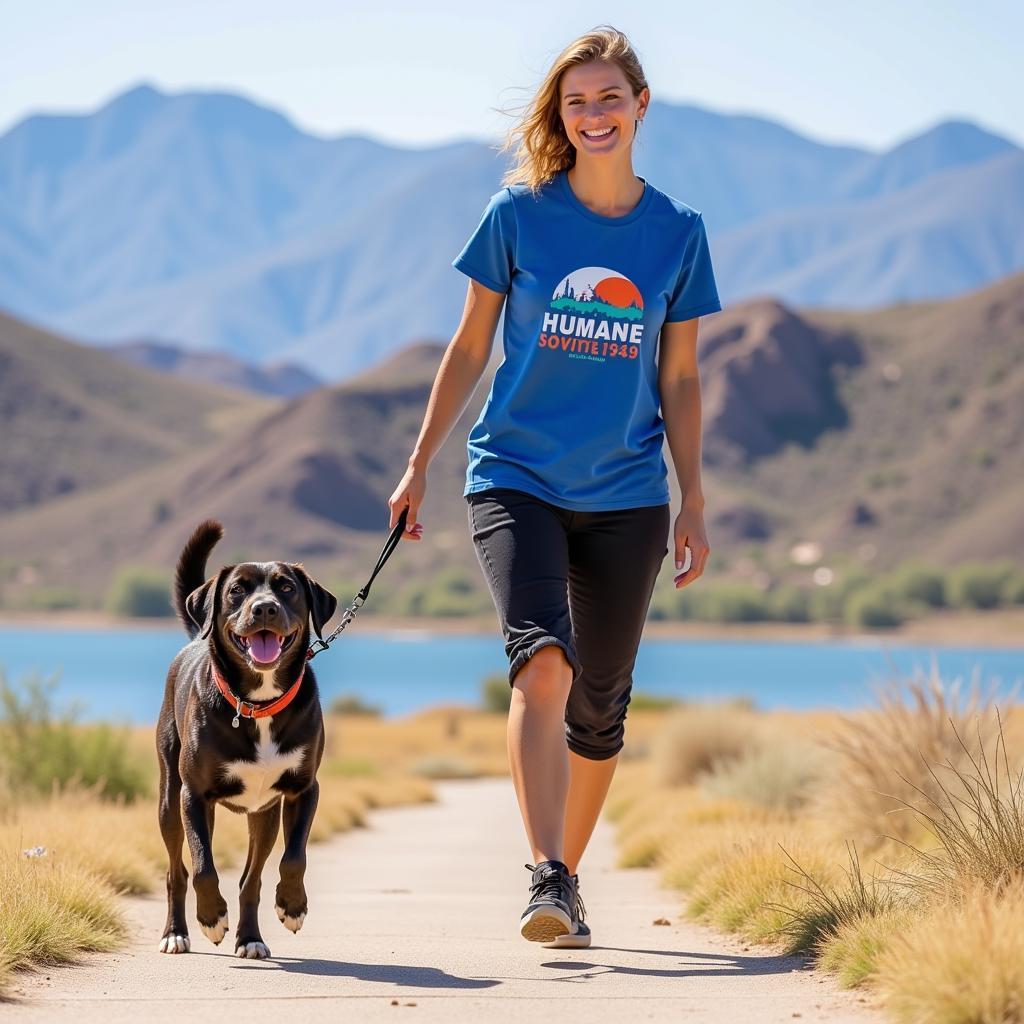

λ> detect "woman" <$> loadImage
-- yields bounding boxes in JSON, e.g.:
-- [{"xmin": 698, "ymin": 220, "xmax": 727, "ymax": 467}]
[{"xmin": 388, "ymin": 25, "xmax": 721, "ymax": 948}]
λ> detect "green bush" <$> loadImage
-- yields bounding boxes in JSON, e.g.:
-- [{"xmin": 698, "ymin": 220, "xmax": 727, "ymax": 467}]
[
  {"xmin": 388, "ymin": 567, "xmax": 490, "ymax": 618},
  {"xmin": 844, "ymin": 584, "xmax": 904, "ymax": 629},
  {"xmin": 889, "ymin": 562, "xmax": 947, "ymax": 608},
  {"xmin": 809, "ymin": 571, "xmax": 872, "ymax": 625},
  {"xmin": 24, "ymin": 586, "xmax": 85, "ymax": 611},
  {"xmin": 0, "ymin": 669, "xmax": 151, "ymax": 801},
  {"xmin": 412, "ymin": 755, "xmax": 480, "ymax": 780},
  {"xmin": 700, "ymin": 739, "xmax": 827, "ymax": 811},
  {"xmin": 327, "ymin": 694, "xmax": 382, "ymax": 716},
  {"xmin": 628, "ymin": 691, "xmax": 680, "ymax": 711},
  {"xmin": 698, "ymin": 583, "xmax": 772, "ymax": 623},
  {"xmin": 105, "ymin": 565, "xmax": 173, "ymax": 617},
  {"xmin": 768, "ymin": 584, "xmax": 812, "ymax": 623},
  {"xmin": 947, "ymin": 562, "xmax": 1016, "ymax": 610},
  {"xmin": 1003, "ymin": 568, "xmax": 1024, "ymax": 605},
  {"xmin": 480, "ymin": 674, "xmax": 511, "ymax": 714}
]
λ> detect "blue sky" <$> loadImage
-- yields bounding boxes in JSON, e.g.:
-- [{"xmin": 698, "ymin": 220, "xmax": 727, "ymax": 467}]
[{"xmin": 2, "ymin": 0, "xmax": 1021, "ymax": 149}]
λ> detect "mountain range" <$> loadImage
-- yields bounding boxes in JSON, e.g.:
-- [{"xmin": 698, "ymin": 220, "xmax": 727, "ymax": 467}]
[
  {"xmin": 1, "ymin": 269, "xmax": 1020, "ymax": 612},
  {"xmin": 1, "ymin": 84, "xmax": 1022, "ymax": 381}
]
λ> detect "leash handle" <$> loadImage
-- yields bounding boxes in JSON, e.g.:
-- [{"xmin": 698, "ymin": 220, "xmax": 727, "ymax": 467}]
[{"xmin": 306, "ymin": 505, "xmax": 410, "ymax": 660}]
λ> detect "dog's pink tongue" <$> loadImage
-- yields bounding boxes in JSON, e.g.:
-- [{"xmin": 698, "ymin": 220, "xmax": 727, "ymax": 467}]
[{"xmin": 248, "ymin": 630, "xmax": 282, "ymax": 663}]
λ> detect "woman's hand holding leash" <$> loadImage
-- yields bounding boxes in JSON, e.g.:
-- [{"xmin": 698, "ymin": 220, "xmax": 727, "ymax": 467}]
[
  {"xmin": 673, "ymin": 501, "xmax": 710, "ymax": 588},
  {"xmin": 389, "ymin": 462, "xmax": 427, "ymax": 541}
]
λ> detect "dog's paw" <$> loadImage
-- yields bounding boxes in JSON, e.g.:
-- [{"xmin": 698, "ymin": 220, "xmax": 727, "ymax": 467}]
[
  {"xmin": 235, "ymin": 940, "xmax": 271, "ymax": 959},
  {"xmin": 200, "ymin": 913, "xmax": 229, "ymax": 945},
  {"xmin": 158, "ymin": 933, "xmax": 191, "ymax": 954},
  {"xmin": 275, "ymin": 904, "xmax": 306, "ymax": 933}
]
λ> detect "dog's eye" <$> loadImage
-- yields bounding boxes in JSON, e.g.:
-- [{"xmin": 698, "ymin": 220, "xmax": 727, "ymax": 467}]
[
  {"xmin": 279, "ymin": 582, "xmax": 294, "ymax": 593},
  {"xmin": 228, "ymin": 583, "xmax": 244, "ymax": 596}
]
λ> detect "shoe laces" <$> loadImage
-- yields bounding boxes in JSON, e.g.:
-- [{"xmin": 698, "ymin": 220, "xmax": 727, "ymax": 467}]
[
  {"xmin": 524, "ymin": 862, "xmax": 569, "ymax": 905},
  {"xmin": 571, "ymin": 874, "xmax": 587, "ymax": 923}
]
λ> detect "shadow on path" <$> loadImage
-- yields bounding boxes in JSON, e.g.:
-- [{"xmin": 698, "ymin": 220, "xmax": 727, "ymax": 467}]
[
  {"xmin": 231, "ymin": 958, "xmax": 499, "ymax": 990},
  {"xmin": 532, "ymin": 946, "xmax": 814, "ymax": 983}
]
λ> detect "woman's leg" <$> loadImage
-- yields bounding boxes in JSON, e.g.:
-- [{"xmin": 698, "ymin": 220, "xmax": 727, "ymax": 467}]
[
  {"xmin": 562, "ymin": 749, "xmax": 619, "ymax": 875},
  {"xmin": 562, "ymin": 502, "xmax": 671, "ymax": 869},
  {"xmin": 466, "ymin": 489, "xmax": 584, "ymax": 865},
  {"xmin": 507, "ymin": 644, "xmax": 574, "ymax": 864}
]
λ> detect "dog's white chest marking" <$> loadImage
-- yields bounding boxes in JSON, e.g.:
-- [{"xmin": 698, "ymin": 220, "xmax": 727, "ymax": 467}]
[{"xmin": 223, "ymin": 719, "xmax": 305, "ymax": 812}]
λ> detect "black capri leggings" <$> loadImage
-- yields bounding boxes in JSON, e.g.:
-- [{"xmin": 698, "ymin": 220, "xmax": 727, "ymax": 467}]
[{"xmin": 466, "ymin": 486, "xmax": 670, "ymax": 761}]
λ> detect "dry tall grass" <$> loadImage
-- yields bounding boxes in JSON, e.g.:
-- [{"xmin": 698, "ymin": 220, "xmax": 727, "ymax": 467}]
[
  {"xmin": 610, "ymin": 668, "xmax": 1024, "ymax": 1018},
  {"xmin": 0, "ymin": 712, "xmax": 438, "ymax": 997},
  {"xmin": 0, "ymin": 854, "xmax": 124, "ymax": 995},
  {"xmin": 874, "ymin": 879, "xmax": 1024, "ymax": 1024},
  {"xmin": 814, "ymin": 664, "xmax": 1017, "ymax": 848},
  {"xmin": 887, "ymin": 708, "xmax": 1024, "ymax": 902},
  {"xmin": 650, "ymin": 701, "xmax": 763, "ymax": 787}
]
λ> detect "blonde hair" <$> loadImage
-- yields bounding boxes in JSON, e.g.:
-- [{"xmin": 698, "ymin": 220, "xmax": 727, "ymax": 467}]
[{"xmin": 497, "ymin": 26, "xmax": 649, "ymax": 195}]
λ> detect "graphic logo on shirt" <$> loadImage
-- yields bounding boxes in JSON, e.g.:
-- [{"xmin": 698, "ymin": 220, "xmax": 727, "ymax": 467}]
[
  {"xmin": 551, "ymin": 267, "xmax": 644, "ymax": 321},
  {"xmin": 539, "ymin": 266, "xmax": 645, "ymax": 363}
]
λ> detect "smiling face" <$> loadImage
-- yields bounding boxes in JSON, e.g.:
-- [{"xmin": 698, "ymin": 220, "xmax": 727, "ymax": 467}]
[
  {"xmin": 558, "ymin": 59, "xmax": 649, "ymax": 160},
  {"xmin": 220, "ymin": 563, "xmax": 306, "ymax": 670}
]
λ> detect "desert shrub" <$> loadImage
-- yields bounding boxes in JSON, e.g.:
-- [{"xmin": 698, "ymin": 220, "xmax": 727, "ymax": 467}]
[
  {"xmin": 947, "ymin": 561, "xmax": 1016, "ymax": 610},
  {"xmin": 0, "ymin": 853, "xmax": 125, "ymax": 992},
  {"xmin": 767, "ymin": 584, "xmax": 812, "ymax": 623},
  {"xmin": 683, "ymin": 826, "xmax": 844, "ymax": 944},
  {"xmin": 888, "ymin": 562, "xmax": 946, "ymax": 608},
  {"xmin": 651, "ymin": 703, "xmax": 763, "ymax": 787},
  {"xmin": 874, "ymin": 879, "xmax": 1024, "ymax": 1024},
  {"xmin": 389, "ymin": 567, "xmax": 490, "ymax": 617},
  {"xmin": 105, "ymin": 565, "xmax": 172, "ymax": 617},
  {"xmin": 628, "ymin": 691, "xmax": 679, "ymax": 711},
  {"xmin": 892, "ymin": 709, "xmax": 1024, "ymax": 901},
  {"xmin": 412, "ymin": 755, "xmax": 480, "ymax": 779},
  {"xmin": 0, "ymin": 670, "xmax": 150, "ymax": 802},
  {"xmin": 649, "ymin": 582, "xmax": 701, "ymax": 621},
  {"xmin": 23, "ymin": 586, "xmax": 85, "ymax": 611},
  {"xmin": 808, "ymin": 570, "xmax": 872, "ymax": 625},
  {"xmin": 815, "ymin": 905, "xmax": 921, "ymax": 989},
  {"xmin": 328, "ymin": 693, "xmax": 382, "ymax": 716},
  {"xmin": 817, "ymin": 665, "xmax": 1012, "ymax": 846},
  {"xmin": 768, "ymin": 841, "xmax": 910, "ymax": 956},
  {"xmin": 844, "ymin": 582, "xmax": 904, "ymax": 628},
  {"xmin": 480, "ymin": 674, "xmax": 511, "ymax": 714},
  {"xmin": 1001, "ymin": 567, "xmax": 1024, "ymax": 605},
  {"xmin": 700, "ymin": 738, "xmax": 829, "ymax": 811},
  {"xmin": 697, "ymin": 583, "xmax": 773, "ymax": 623}
]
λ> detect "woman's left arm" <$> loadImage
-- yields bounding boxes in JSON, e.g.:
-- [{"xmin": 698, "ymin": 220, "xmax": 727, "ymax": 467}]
[{"xmin": 657, "ymin": 317, "xmax": 709, "ymax": 589}]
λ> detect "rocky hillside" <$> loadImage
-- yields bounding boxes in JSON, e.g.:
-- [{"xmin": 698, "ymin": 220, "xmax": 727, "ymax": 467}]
[
  {"xmin": 0, "ymin": 311, "xmax": 278, "ymax": 515},
  {"xmin": 1, "ymin": 271, "xmax": 1021, "ymax": 608}
]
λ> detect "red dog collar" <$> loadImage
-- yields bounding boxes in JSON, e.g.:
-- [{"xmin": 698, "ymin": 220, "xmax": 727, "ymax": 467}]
[{"xmin": 210, "ymin": 661, "xmax": 305, "ymax": 728}]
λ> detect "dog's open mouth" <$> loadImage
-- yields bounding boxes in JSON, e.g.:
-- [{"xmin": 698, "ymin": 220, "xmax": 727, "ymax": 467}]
[{"xmin": 230, "ymin": 629, "xmax": 297, "ymax": 665}]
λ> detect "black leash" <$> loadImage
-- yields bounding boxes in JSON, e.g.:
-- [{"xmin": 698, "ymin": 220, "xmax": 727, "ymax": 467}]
[{"xmin": 305, "ymin": 505, "xmax": 409, "ymax": 661}]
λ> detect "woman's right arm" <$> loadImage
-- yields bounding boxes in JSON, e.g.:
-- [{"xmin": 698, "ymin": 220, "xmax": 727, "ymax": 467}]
[{"xmin": 388, "ymin": 278, "xmax": 507, "ymax": 539}]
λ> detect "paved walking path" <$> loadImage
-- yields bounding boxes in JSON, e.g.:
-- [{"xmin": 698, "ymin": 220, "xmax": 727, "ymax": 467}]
[{"xmin": 8, "ymin": 778, "xmax": 885, "ymax": 1022}]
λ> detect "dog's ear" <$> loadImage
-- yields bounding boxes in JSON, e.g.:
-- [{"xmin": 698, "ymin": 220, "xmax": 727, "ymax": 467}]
[
  {"xmin": 185, "ymin": 567, "xmax": 230, "ymax": 640},
  {"xmin": 291, "ymin": 565, "xmax": 338, "ymax": 641}
]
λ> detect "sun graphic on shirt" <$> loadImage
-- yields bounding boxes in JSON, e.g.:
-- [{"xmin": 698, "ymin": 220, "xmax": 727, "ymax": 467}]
[{"xmin": 551, "ymin": 266, "xmax": 644, "ymax": 321}]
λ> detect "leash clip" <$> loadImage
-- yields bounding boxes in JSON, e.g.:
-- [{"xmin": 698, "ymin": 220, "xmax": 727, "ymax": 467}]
[{"xmin": 306, "ymin": 637, "xmax": 330, "ymax": 658}]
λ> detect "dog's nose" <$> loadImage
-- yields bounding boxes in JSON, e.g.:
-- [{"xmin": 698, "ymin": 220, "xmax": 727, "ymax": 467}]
[{"xmin": 251, "ymin": 600, "xmax": 280, "ymax": 621}]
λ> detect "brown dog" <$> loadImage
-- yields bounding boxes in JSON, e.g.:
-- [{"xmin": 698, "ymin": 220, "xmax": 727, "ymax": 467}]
[{"xmin": 158, "ymin": 518, "xmax": 337, "ymax": 958}]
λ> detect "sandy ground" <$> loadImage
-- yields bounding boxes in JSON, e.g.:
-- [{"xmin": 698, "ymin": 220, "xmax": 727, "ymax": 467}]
[
  {"xmin": 2, "ymin": 606, "xmax": 1022, "ymax": 647},
  {"xmin": 6, "ymin": 778, "xmax": 885, "ymax": 1023}
]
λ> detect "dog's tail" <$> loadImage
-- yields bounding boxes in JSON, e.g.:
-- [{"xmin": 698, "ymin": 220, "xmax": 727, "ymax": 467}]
[{"xmin": 173, "ymin": 519, "xmax": 225, "ymax": 639}]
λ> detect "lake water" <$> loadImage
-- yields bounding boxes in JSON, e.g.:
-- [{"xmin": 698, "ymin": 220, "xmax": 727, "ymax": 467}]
[{"xmin": 1, "ymin": 624, "xmax": 1022, "ymax": 724}]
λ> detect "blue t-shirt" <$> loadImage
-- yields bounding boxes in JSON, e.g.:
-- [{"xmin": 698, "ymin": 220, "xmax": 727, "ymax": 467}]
[{"xmin": 453, "ymin": 168, "xmax": 722, "ymax": 512}]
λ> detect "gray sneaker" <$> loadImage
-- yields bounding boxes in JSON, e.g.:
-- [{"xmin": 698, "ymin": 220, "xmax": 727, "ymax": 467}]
[
  {"xmin": 520, "ymin": 860, "xmax": 573, "ymax": 943},
  {"xmin": 542, "ymin": 872, "xmax": 590, "ymax": 948}
]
